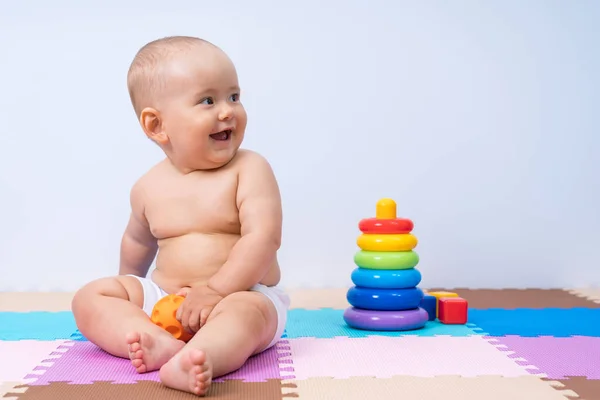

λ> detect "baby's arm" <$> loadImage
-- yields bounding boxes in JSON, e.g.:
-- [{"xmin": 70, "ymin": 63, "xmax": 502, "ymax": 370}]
[
  {"xmin": 207, "ymin": 152, "xmax": 282, "ymax": 295},
  {"xmin": 119, "ymin": 181, "xmax": 158, "ymax": 277}
]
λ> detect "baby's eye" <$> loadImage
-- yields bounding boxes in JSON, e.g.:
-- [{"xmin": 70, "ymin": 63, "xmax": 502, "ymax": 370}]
[
  {"xmin": 229, "ymin": 93, "xmax": 240, "ymax": 102},
  {"xmin": 200, "ymin": 97, "xmax": 214, "ymax": 105}
]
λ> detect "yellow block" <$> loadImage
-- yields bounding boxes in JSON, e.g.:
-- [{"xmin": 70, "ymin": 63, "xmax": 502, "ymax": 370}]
[
  {"xmin": 356, "ymin": 233, "xmax": 418, "ymax": 251},
  {"xmin": 426, "ymin": 291, "xmax": 459, "ymax": 317}
]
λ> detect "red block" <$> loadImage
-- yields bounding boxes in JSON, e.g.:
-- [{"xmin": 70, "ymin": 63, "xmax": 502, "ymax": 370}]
[{"xmin": 439, "ymin": 297, "xmax": 468, "ymax": 324}]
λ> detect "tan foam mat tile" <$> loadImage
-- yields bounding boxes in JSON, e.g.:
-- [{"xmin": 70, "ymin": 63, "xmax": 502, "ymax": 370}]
[
  {"xmin": 425, "ymin": 288, "xmax": 600, "ymax": 309},
  {"xmin": 0, "ymin": 292, "xmax": 74, "ymax": 312},
  {"xmin": 554, "ymin": 377, "xmax": 600, "ymax": 400},
  {"xmin": 565, "ymin": 288, "xmax": 600, "ymax": 305},
  {"xmin": 283, "ymin": 375, "xmax": 578, "ymax": 400},
  {"xmin": 1, "ymin": 382, "xmax": 27, "ymax": 400},
  {"xmin": 5, "ymin": 379, "xmax": 288, "ymax": 400},
  {"xmin": 287, "ymin": 288, "xmax": 350, "ymax": 309}
]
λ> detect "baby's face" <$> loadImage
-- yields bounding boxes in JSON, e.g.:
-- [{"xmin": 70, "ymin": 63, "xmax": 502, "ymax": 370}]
[{"xmin": 157, "ymin": 48, "xmax": 247, "ymax": 171}]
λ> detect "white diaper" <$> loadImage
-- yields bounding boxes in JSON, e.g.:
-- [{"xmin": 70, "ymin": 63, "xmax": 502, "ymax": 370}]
[
  {"xmin": 127, "ymin": 275, "xmax": 290, "ymax": 351},
  {"xmin": 126, "ymin": 274, "xmax": 169, "ymax": 315},
  {"xmin": 250, "ymin": 283, "xmax": 290, "ymax": 350}
]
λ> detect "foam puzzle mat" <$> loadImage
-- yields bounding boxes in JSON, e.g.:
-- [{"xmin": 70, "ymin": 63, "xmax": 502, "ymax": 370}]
[{"xmin": 1, "ymin": 287, "xmax": 600, "ymax": 399}]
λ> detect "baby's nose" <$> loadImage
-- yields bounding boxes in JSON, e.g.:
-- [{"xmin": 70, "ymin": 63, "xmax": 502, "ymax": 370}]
[{"xmin": 218, "ymin": 104, "xmax": 233, "ymax": 120}]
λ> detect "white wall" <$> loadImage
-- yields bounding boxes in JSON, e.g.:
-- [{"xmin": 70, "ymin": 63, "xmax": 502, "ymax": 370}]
[{"xmin": 1, "ymin": 1, "xmax": 598, "ymax": 291}]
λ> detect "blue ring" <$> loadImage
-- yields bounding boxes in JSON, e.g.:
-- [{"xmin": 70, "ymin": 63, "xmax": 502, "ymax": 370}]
[
  {"xmin": 346, "ymin": 287, "xmax": 424, "ymax": 311},
  {"xmin": 351, "ymin": 267, "xmax": 421, "ymax": 289}
]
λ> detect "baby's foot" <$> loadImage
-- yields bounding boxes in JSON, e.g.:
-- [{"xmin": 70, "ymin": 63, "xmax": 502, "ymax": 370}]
[
  {"xmin": 159, "ymin": 349, "xmax": 213, "ymax": 396},
  {"xmin": 126, "ymin": 331, "xmax": 185, "ymax": 373}
]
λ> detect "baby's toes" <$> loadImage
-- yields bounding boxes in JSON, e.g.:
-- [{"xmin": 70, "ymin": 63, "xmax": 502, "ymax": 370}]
[
  {"xmin": 129, "ymin": 341, "xmax": 141, "ymax": 353},
  {"xmin": 198, "ymin": 370, "xmax": 211, "ymax": 385},
  {"xmin": 195, "ymin": 370, "xmax": 211, "ymax": 394},
  {"xmin": 126, "ymin": 332, "xmax": 142, "ymax": 346},
  {"xmin": 129, "ymin": 348, "xmax": 142, "ymax": 359},
  {"xmin": 188, "ymin": 365, "xmax": 201, "ymax": 387},
  {"xmin": 131, "ymin": 357, "xmax": 144, "ymax": 368}
]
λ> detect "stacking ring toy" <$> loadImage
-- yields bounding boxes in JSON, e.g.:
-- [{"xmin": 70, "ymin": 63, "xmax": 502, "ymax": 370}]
[
  {"xmin": 359, "ymin": 218, "xmax": 413, "ymax": 234},
  {"xmin": 347, "ymin": 287, "xmax": 424, "ymax": 311},
  {"xmin": 358, "ymin": 198, "xmax": 414, "ymax": 234},
  {"xmin": 151, "ymin": 294, "xmax": 193, "ymax": 342},
  {"xmin": 354, "ymin": 250, "xmax": 419, "ymax": 270},
  {"xmin": 343, "ymin": 307, "xmax": 429, "ymax": 331},
  {"xmin": 357, "ymin": 233, "xmax": 418, "ymax": 252},
  {"xmin": 351, "ymin": 267, "xmax": 422, "ymax": 289}
]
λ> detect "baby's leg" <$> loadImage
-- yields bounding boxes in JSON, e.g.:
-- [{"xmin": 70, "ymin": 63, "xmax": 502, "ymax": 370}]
[
  {"xmin": 71, "ymin": 276, "xmax": 185, "ymax": 373},
  {"xmin": 158, "ymin": 291, "xmax": 280, "ymax": 396}
]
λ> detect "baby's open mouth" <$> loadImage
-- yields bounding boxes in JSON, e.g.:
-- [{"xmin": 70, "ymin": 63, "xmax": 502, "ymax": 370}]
[{"xmin": 209, "ymin": 129, "xmax": 232, "ymax": 141}]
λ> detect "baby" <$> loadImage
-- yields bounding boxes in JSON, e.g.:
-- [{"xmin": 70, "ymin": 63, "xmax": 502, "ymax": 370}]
[{"xmin": 71, "ymin": 35, "xmax": 289, "ymax": 396}]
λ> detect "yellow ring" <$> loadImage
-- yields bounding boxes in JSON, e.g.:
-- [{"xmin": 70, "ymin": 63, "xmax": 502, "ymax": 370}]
[{"xmin": 356, "ymin": 233, "xmax": 418, "ymax": 252}]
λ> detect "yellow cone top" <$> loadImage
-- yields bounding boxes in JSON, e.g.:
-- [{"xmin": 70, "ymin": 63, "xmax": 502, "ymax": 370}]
[{"xmin": 376, "ymin": 198, "xmax": 397, "ymax": 219}]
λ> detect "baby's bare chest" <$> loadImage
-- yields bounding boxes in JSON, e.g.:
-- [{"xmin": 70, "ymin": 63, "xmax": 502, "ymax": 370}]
[{"xmin": 143, "ymin": 173, "xmax": 240, "ymax": 239}]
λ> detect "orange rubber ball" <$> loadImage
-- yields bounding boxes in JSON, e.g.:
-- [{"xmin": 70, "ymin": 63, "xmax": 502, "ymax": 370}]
[{"xmin": 150, "ymin": 294, "xmax": 193, "ymax": 343}]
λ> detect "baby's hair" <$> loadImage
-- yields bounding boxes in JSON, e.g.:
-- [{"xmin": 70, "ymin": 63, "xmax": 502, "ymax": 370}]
[{"xmin": 126, "ymin": 35, "xmax": 216, "ymax": 117}]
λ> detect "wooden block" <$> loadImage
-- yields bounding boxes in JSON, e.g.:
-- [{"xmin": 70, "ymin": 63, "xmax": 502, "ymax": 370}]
[
  {"xmin": 426, "ymin": 291, "xmax": 459, "ymax": 317},
  {"xmin": 439, "ymin": 297, "xmax": 468, "ymax": 324}
]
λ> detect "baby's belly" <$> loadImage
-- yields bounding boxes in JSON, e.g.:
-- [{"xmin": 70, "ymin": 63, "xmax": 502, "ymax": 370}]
[{"xmin": 151, "ymin": 232, "xmax": 239, "ymax": 292}]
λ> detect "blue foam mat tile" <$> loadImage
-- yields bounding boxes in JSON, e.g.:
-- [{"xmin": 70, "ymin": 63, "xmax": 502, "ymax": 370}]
[
  {"xmin": 0, "ymin": 311, "xmax": 80, "ymax": 341},
  {"xmin": 284, "ymin": 308, "xmax": 481, "ymax": 338},
  {"xmin": 70, "ymin": 331, "xmax": 88, "ymax": 341},
  {"xmin": 467, "ymin": 308, "xmax": 600, "ymax": 337},
  {"xmin": 11, "ymin": 307, "xmax": 598, "ymax": 342}
]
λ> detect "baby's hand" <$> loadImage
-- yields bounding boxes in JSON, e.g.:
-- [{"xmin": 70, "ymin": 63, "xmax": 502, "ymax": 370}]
[{"xmin": 175, "ymin": 285, "xmax": 224, "ymax": 334}]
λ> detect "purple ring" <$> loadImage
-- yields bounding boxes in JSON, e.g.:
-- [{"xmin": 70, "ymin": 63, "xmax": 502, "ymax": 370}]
[{"xmin": 343, "ymin": 307, "xmax": 429, "ymax": 331}]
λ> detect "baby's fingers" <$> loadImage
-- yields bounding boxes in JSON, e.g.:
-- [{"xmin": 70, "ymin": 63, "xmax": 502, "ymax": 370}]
[
  {"xmin": 199, "ymin": 307, "xmax": 213, "ymax": 328},
  {"xmin": 176, "ymin": 298, "xmax": 194, "ymax": 330},
  {"xmin": 178, "ymin": 307, "xmax": 190, "ymax": 333},
  {"xmin": 175, "ymin": 301, "xmax": 185, "ymax": 322},
  {"xmin": 187, "ymin": 307, "xmax": 202, "ymax": 333}
]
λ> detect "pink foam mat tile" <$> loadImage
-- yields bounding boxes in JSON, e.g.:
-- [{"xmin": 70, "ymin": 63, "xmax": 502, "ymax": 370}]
[
  {"xmin": 23, "ymin": 339, "xmax": 293, "ymax": 385},
  {"xmin": 488, "ymin": 335, "xmax": 600, "ymax": 379},
  {"xmin": 286, "ymin": 336, "xmax": 544, "ymax": 380},
  {"xmin": 0, "ymin": 340, "xmax": 67, "ymax": 383}
]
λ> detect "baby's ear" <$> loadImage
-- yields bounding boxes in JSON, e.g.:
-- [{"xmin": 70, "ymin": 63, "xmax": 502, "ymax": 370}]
[{"xmin": 139, "ymin": 107, "xmax": 169, "ymax": 145}]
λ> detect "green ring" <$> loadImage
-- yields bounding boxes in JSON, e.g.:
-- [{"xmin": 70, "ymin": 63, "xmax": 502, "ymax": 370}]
[{"xmin": 354, "ymin": 250, "xmax": 419, "ymax": 270}]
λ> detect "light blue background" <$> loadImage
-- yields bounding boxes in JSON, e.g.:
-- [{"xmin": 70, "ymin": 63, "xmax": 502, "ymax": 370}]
[{"xmin": 0, "ymin": 1, "xmax": 598, "ymax": 290}]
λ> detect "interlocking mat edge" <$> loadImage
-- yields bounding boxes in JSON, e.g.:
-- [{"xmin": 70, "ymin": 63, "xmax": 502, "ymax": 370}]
[{"xmin": 1, "ymin": 287, "xmax": 600, "ymax": 400}]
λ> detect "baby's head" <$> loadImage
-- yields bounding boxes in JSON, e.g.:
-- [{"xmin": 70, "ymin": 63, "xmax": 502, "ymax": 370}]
[{"xmin": 127, "ymin": 36, "xmax": 247, "ymax": 171}]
